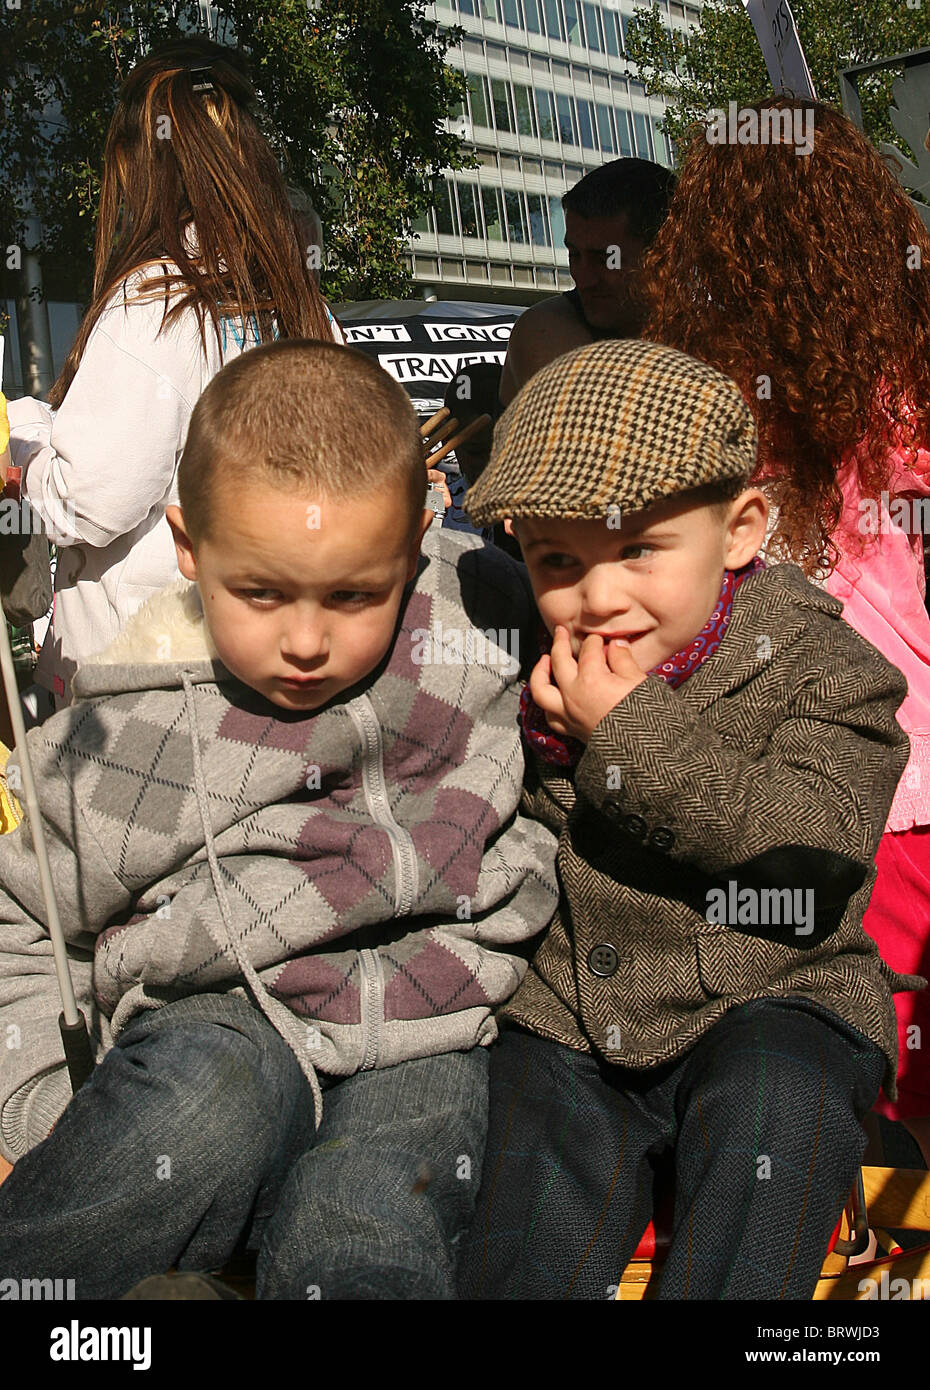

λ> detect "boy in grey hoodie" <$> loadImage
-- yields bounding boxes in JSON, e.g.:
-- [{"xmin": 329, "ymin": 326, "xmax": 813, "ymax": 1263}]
[{"xmin": 0, "ymin": 341, "xmax": 557, "ymax": 1299}]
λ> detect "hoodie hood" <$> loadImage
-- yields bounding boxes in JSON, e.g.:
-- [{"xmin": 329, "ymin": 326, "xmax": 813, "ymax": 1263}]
[{"xmin": 72, "ymin": 580, "xmax": 226, "ymax": 698}]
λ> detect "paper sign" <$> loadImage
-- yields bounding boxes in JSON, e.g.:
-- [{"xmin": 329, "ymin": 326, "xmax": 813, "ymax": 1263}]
[{"xmin": 743, "ymin": 0, "xmax": 816, "ymax": 100}]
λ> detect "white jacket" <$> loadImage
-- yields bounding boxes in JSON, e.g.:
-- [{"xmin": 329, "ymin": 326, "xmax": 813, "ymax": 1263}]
[{"xmin": 8, "ymin": 270, "xmax": 342, "ymax": 704}]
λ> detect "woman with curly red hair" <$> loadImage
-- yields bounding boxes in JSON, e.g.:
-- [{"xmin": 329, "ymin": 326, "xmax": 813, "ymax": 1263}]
[{"xmin": 641, "ymin": 98, "xmax": 930, "ymax": 1166}]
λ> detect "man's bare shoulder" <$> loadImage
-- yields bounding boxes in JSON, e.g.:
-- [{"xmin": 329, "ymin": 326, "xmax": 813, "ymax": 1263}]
[
  {"xmin": 501, "ymin": 294, "xmax": 592, "ymax": 405},
  {"xmin": 515, "ymin": 294, "xmax": 585, "ymax": 331}
]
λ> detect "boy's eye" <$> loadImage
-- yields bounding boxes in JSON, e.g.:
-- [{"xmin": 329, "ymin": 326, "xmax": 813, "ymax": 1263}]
[
  {"xmin": 329, "ymin": 590, "xmax": 371, "ymax": 605},
  {"xmin": 238, "ymin": 589, "xmax": 281, "ymax": 605},
  {"xmin": 621, "ymin": 543, "xmax": 653, "ymax": 560},
  {"xmin": 539, "ymin": 552, "xmax": 578, "ymax": 570}
]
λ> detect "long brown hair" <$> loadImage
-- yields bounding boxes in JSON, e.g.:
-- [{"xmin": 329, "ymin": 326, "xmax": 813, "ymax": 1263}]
[
  {"xmin": 640, "ymin": 99, "xmax": 930, "ymax": 576},
  {"xmin": 49, "ymin": 37, "xmax": 332, "ymax": 409}
]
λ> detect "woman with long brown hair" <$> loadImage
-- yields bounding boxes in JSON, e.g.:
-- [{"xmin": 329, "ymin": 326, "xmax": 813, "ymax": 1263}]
[
  {"xmin": 641, "ymin": 98, "xmax": 930, "ymax": 1166},
  {"xmin": 5, "ymin": 37, "xmax": 338, "ymax": 706}
]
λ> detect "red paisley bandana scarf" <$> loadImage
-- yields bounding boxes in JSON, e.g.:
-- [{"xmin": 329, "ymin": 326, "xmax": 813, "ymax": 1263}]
[{"xmin": 520, "ymin": 555, "xmax": 765, "ymax": 767}]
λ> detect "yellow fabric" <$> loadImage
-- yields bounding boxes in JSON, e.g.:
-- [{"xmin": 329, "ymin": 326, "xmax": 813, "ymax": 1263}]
[
  {"xmin": 0, "ymin": 742, "xmax": 22, "ymax": 832},
  {"xmin": 0, "ymin": 393, "xmax": 8, "ymax": 454}
]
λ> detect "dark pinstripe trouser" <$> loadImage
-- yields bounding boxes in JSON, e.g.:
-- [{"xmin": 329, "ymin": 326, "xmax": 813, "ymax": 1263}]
[{"xmin": 458, "ymin": 998, "xmax": 884, "ymax": 1301}]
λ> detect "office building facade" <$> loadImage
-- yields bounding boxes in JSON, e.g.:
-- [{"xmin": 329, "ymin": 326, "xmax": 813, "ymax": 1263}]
[{"xmin": 409, "ymin": 0, "xmax": 699, "ymax": 301}]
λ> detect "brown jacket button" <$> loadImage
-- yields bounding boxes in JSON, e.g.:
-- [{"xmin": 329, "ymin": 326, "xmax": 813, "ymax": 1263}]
[
  {"xmin": 588, "ymin": 944, "xmax": 619, "ymax": 977},
  {"xmin": 649, "ymin": 827, "xmax": 675, "ymax": 850},
  {"xmin": 623, "ymin": 814, "xmax": 647, "ymax": 839}
]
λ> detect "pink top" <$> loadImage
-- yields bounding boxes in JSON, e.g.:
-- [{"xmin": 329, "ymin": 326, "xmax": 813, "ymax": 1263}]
[{"xmin": 825, "ymin": 434, "xmax": 930, "ymax": 831}]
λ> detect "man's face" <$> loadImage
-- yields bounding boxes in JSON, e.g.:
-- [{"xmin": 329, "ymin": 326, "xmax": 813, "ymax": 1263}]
[
  {"xmin": 168, "ymin": 483, "xmax": 431, "ymax": 712},
  {"xmin": 513, "ymin": 492, "xmax": 768, "ymax": 674},
  {"xmin": 564, "ymin": 210, "xmax": 646, "ymax": 336}
]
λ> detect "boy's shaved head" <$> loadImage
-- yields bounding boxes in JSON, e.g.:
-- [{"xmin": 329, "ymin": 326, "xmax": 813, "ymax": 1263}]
[{"xmin": 179, "ymin": 339, "xmax": 425, "ymax": 542}]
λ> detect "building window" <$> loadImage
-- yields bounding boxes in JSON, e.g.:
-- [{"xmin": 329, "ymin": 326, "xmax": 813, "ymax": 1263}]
[
  {"xmin": 524, "ymin": 0, "xmax": 542, "ymax": 32},
  {"xmin": 652, "ymin": 117, "xmax": 670, "ymax": 167},
  {"xmin": 514, "ymin": 83, "xmax": 538, "ymax": 136},
  {"xmin": 481, "ymin": 186, "xmax": 506, "ymax": 240},
  {"xmin": 480, "ymin": 0, "xmax": 501, "ymax": 20},
  {"xmin": 503, "ymin": 0, "xmax": 522, "ymax": 25},
  {"xmin": 466, "ymin": 73, "xmax": 492, "ymax": 128},
  {"xmin": 576, "ymin": 98, "xmax": 597, "ymax": 150},
  {"xmin": 549, "ymin": 195, "xmax": 566, "ymax": 246},
  {"xmin": 435, "ymin": 181, "xmax": 460, "ymax": 236},
  {"xmin": 527, "ymin": 192, "xmax": 551, "ymax": 245},
  {"xmin": 615, "ymin": 107, "xmax": 634, "ymax": 156},
  {"xmin": 491, "ymin": 77, "xmax": 515, "ymax": 133},
  {"xmin": 412, "ymin": 206, "xmax": 434, "ymax": 234},
  {"xmin": 603, "ymin": 6, "xmax": 621, "ymax": 56},
  {"xmin": 459, "ymin": 0, "xmax": 478, "ymax": 14},
  {"xmin": 505, "ymin": 189, "xmax": 528, "ymax": 242},
  {"xmin": 556, "ymin": 92, "xmax": 578, "ymax": 146},
  {"xmin": 542, "ymin": 0, "xmax": 563, "ymax": 40},
  {"xmin": 584, "ymin": 3, "xmax": 604, "ymax": 52},
  {"xmin": 564, "ymin": 0, "xmax": 584, "ymax": 46},
  {"xmin": 458, "ymin": 180, "xmax": 483, "ymax": 236},
  {"xmin": 595, "ymin": 102, "xmax": 616, "ymax": 154},
  {"xmin": 535, "ymin": 87, "xmax": 557, "ymax": 140},
  {"xmin": 632, "ymin": 110, "xmax": 653, "ymax": 158}
]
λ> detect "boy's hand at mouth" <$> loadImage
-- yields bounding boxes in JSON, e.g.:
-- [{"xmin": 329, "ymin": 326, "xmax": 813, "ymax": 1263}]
[{"xmin": 529, "ymin": 625, "xmax": 649, "ymax": 742}]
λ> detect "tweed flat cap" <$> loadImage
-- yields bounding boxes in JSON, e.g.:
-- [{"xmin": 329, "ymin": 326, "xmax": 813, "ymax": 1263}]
[{"xmin": 466, "ymin": 338, "xmax": 757, "ymax": 524}]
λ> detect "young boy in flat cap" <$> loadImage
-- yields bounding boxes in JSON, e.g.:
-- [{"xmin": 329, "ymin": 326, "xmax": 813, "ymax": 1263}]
[{"xmin": 458, "ymin": 338, "xmax": 923, "ymax": 1300}]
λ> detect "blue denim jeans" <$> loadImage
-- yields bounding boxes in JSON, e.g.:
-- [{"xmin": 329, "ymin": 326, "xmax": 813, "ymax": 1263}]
[{"xmin": 0, "ymin": 994, "xmax": 488, "ymax": 1300}]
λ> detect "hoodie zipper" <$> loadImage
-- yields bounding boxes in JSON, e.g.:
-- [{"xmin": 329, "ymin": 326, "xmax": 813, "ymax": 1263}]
[
  {"xmin": 357, "ymin": 948, "xmax": 383, "ymax": 1072},
  {"xmin": 347, "ymin": 694, "xmax": 419, "ymax": 1070},
  {"xmin": 347, "ymin": 695, "xmax": 419, "ymax": 916}
]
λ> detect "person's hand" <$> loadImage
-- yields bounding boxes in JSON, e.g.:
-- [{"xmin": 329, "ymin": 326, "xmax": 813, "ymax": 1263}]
[
  {"xmin": 427, "ymin": 468, "xmax": 452, "ymax": 511},
  {"xmin": 528, "ymin": 625, "xmax": 649, "ymax": 743}
]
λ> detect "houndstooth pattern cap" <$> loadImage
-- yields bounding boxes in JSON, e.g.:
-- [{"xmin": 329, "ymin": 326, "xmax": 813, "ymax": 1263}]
[{"xmin": 466, "ymin": 338, "xmax": 758, "ymax": 524}]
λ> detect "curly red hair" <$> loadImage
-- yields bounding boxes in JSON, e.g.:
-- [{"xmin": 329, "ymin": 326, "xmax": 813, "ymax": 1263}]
[{"xmin": 640, "ymin": 99, "xmax": 930, "ymax": 576}]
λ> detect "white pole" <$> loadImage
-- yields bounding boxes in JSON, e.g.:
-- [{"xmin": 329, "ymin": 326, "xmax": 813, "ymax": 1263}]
[{"xmin": 0, "ymin": 622, "xmax": 80, "ymax": 1024}]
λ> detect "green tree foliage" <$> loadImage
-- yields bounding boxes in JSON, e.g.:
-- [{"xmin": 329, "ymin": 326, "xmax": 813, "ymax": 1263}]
[
  {"xmin": 624, "ymin": 0, "xmax": 929, "ymax": 158},
  {"xmin": 0, "ymin": 0, "xmax": 470, "ymax": 303}
]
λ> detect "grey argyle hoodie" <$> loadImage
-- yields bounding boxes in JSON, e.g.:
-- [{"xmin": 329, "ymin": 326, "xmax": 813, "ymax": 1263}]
[{"xmin": 0, "ymin": 527, "xmax": 558, "ymax": 1160}]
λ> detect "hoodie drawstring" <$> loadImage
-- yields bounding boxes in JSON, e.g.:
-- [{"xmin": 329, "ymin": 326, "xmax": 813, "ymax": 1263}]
[{"xmin": 180, "ymin": 672, "xmax": 324, "ymax": 1127}]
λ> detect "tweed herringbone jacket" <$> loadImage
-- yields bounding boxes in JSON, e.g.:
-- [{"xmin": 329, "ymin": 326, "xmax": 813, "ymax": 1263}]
[{"xmin": 502, "ymin": 563, "xmax": 924, "ymax": 1096}]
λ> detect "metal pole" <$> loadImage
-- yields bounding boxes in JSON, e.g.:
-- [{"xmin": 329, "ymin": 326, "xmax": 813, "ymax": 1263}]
[{"xmin": 0, "ymin": 610, "xmax": 94, "ymax": 1091}]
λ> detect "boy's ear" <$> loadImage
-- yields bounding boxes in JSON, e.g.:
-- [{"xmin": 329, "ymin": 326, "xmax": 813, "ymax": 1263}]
[
  {"xmin": 165, "ymin": 505, "xmax": 199, "ymax": 583},
  {"xmin": 724, "ymin": 488, "xmax": 769, "ymax": 569},
  {"xmin": 406, "ymin": 508, "xmax": 435, "ymax": 580}
]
